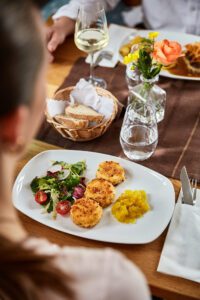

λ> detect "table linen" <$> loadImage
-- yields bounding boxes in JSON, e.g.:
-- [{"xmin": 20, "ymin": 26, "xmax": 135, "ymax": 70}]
[
  {"xmin": 158, "ymin": 189, "xmax": 200, "ymax": 283},
  {"xmin": 38, "ymin": 58, "xmax": 200, "ymax": 180}
]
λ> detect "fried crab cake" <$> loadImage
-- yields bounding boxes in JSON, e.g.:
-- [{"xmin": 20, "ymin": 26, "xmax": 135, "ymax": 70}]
[
  {"xmin": 96, "ymin": 161, "xmax": 125, "ymax": 185},
  {"xmin": 70, "ymin": 198, "xmax": 102, "ymax": 228},
  {"xmin": 85, "ymin": 178, "xmax": 115, "ymax": 208}
]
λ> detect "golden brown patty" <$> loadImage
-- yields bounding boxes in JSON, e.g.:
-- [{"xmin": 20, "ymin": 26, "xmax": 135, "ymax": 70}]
[
  {"xmin": 70, "ymin": 198, "xmax": 102, "ymax": 228},
  {"xmin": 96, "ymin": 161, "xmax": 125, "ymax": 185},
  {"xmin": 184, "ymin": 42, "xmax": 200, "ymax": 74},
  {"xmin": 85, "ymin": 178, "xmax": 115, "ymax": 208}
]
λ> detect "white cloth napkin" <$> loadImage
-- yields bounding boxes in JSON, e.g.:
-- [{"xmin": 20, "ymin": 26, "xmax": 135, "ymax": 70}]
[
  {"xmin": 157, "ymin": 189, "xmax": 200, "ymax": 283},
  {"xmin": 46, "ymin": 99, "xmax": 68, "ymax": 117},
  {"xmin": 70, "ymin": 78, "xmax": 100, "ymax": 110},
  {"xmin": 70, "ymin": 79, "xmax": 114, "ymax": 120},
  {"xmin": 86, "ymin": 24, "xmax": 136, "ymax": 68},
  {"xmin": 46, "ymin": 79, "xmax": 115, "ymax": 120}
]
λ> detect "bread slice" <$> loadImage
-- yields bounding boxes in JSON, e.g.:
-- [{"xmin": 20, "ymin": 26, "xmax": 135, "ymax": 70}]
[
  {"xmin": 54, "ymin": 114, "xmax": 89, "ymax": 129},
  {"xmin": 65, "ymin": 104, "xmax": 104, "ymax": 123}
]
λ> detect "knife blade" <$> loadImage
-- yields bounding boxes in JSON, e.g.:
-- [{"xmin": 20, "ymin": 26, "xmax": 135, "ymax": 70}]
[{"xmin": 180, "ymin": 166, "xmax": 193, "ymax": 205}]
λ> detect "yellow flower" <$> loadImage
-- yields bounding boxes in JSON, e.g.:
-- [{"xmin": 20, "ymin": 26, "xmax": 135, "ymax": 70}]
[
  {"xmin": 123, "ymin": 53, "xmax": 133, "ymax": 64},
  {"xmin": 132, "ymin": 50, "xmax": 139, "ymax": 61},
  {"xmin": 123, "ymin": 51, "xmax": 139, "ymax": 64},
  {"xmin": 148, "ymin": 32, "xmax": 159, "ymax": 39}
]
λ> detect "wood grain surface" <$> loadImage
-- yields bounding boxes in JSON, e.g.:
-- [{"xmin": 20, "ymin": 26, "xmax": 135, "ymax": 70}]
[
  {"xmin": 15, "ymin": 140, "xmax": 200, "ymax": 300},
  {"xmin": 16, "ymin": 32, "xmax": 200, "ymax": 300}
]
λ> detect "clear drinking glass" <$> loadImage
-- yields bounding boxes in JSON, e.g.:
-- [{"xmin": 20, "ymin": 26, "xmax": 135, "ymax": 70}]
[
  {"xmin": 120, "ymin": 102, "xmax": 158, "ymax": 161},
  {"xmin": 74, "ymin": 2, "xmax": 109, "ymax": 88}
]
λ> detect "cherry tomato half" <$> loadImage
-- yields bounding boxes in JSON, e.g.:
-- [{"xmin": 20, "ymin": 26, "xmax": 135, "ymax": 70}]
[
  {"xmin": 35, "ymin": 191, "xmax": 48, "ymax": 204},
  {"xmin": 56, "ymin": 200, "xmax": 71, "ymax": 215}
]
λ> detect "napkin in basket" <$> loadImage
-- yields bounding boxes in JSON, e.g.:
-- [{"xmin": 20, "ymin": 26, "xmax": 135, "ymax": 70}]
[
  {"xmin": 46, "ymin": 79, "xmax": 115, "ymax": 120},
  {"xmin": 157, "ymin": 189, "xmax": 200, "ymax": 283},
  {"xmin": 86, "ymin": 24, "xmax": 136, "ymax": 68},
  {"xmin": 46, "ymin": 99, "xmax": 68, "ymax": 117},
  {"xmin": 70, "ymin": 79, "xmax": 114, "ymax": 120}
]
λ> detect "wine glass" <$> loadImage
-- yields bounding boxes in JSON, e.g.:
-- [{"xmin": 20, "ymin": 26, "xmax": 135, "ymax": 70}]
[
  {"xmin": 74, "ymin": 2, "xmax": 109, "ymax": 88},
  {"xmin": 120, "ymin": 102, "xmax": 158, "ymax": 161}
]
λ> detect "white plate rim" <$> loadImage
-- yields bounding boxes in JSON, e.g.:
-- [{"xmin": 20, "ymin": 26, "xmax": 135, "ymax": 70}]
[
  {"xmin": 13, "ymin": 149, "xmax": 175, "ymax": 244},
  {"xmin": 119, "ymin": 29, "xmax": 200, "ymax": 81}
]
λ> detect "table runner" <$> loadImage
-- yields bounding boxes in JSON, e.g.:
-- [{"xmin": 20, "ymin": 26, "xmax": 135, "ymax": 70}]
[{"xmin": 38, "ymin": 58, "xmax": 200, "ymax": 180}]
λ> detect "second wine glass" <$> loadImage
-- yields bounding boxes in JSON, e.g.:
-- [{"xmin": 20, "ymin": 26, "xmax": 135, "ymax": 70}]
[{"xmin": 74, "ymin": 2, "xmax": 109, "ymax": 88}]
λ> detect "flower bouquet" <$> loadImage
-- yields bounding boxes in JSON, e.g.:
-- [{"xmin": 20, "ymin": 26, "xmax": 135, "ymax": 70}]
[{"xmin": 124, "ymin": 32, "xmax": 183, "ymax": 122}]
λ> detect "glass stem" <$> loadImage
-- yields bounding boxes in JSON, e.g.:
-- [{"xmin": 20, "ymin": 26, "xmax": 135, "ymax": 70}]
[{"xmin": 89, "ymin": 52, "xmax": 94, "ymax": 83}]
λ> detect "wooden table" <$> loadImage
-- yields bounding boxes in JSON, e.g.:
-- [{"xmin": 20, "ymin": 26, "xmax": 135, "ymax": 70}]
[{"xmin": 16, "ymin": 36, "xmax": 200, "ymax": 300}]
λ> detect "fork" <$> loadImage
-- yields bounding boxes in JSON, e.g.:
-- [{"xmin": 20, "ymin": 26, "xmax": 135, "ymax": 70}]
[{"xmin": 190, "ymin": 178, "xmax": 198, "ymax": 204}]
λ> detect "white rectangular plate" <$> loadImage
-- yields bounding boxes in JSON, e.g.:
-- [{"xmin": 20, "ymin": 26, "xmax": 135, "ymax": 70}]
[
  {"xmin": 13, "ymin": 150, "xmax": 175, "ymax": 244},
  {"xmin": 119, "ymin": 30, "xmax": 200, "ymax": 81}
]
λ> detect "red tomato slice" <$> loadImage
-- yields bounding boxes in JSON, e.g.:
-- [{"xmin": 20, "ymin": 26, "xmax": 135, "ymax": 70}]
[
  {"xmin": 35, "ymin": 191, "xmax": 48, "ymax": 204},
  {"xmin": 56, "ymin": 200, "xmax": 71, "ymax": 215}
]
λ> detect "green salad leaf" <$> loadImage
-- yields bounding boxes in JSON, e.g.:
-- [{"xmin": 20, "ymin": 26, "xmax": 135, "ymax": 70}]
[
  {"xmin": 71, "ymin": 161, "xmax": 86, "ymax": 175},
  {"xmin": 30, "ymin": 160, "xmax": 86, "ymax": 219},
  {"xmin": 30, "ymin": 177, "xmax": 39, "ymax": 193},
  {"xmin": 52, "ymin": 160, "xmax": 86, "ymax": 176}
]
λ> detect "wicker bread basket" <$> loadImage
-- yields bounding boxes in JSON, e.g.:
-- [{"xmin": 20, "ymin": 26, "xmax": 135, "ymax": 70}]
[{"xmin": 46, "ymin": 86, "xmax": 118, "ymax": 142}]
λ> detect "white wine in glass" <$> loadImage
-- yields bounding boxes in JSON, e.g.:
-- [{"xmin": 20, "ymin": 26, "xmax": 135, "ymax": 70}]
[{"xmin": 75, "ymin": 2, "xmax": 109, "ymax": 88}]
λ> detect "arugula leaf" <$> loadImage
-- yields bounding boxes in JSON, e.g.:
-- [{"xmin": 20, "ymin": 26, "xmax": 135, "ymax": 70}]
[
  {"xmin": 46, "ymin": 200, "xmax": 54, "ymax": 213},
  {"xmin": 30, "ymin": 177, "xmax": 39, "ymax": 193},
  {"xmin": 38, "ymin": 178, "xmax": 57, "ymax": 191},
  {"xmin": 52, "ymin": 160, "xmax": 86, "ymax": 176},
  {"xmin": 64, "ymin": 174, "xmax": 80, "ymax": 189},
  {"xmin": 71, "ymin": 161, "xmax": 86, "ymax": 175}
]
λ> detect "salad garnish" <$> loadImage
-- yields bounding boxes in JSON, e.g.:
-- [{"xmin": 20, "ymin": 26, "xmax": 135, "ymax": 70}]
[{"xmin": 30, "ymin": 160, "xmax": 86, "ymax": 219}]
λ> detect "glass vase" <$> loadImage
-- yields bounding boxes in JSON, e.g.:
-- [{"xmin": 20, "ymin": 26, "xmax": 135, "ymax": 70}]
[
  {"xmin": 128, "ymin": 75, "xmax": 166, "ymax": 123},
  {"xmin": 126, "ymin": 64, "xmax": 140, "ymax": 91}
]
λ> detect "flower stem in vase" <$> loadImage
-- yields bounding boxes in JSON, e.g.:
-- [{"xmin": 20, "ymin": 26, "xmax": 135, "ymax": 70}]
[{"xmin": 124, "ymin": 31, "xmax": 183, "ymax": 122}]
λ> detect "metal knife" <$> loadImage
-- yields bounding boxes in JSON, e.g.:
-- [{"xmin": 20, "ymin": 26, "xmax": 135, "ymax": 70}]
[{"xmin": 180, "ymin": 166, "xmax": 193, "ymax": 205}]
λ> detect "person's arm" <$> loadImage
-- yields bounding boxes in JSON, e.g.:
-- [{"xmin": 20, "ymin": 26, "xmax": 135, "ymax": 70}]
[
  {"xmin": 47, "ymin": 0, "xmax": 120, "ymax": 56},
  {"xmin": 47, "ymin": 17, "xmax": 75, "ymax": 54},
  {"xmin": 53, "ymin": 0, "xmax": 120, "ymax": 20}
]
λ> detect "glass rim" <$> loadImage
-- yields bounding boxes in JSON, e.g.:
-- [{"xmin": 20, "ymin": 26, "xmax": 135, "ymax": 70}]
[{"xmin": 79, "ymin": 1, "xmax": 105, "ymax": 10}]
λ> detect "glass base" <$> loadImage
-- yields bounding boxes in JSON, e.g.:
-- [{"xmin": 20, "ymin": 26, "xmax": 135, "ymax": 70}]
[{"xmin": 85, "ymin": 76, "xmax": 107, "ymax": 89}]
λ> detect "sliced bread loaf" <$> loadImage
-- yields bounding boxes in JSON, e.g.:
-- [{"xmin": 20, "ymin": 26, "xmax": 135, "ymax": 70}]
[
  {"xmin": 65, "ymin": 104, "xmax": 104, "ymax": 123},
  {"xmin": 54, "ymin": 114, "xmax": 89, "ymax": 129}
]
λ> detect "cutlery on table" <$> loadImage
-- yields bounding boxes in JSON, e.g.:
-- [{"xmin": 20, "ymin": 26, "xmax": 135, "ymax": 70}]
[
  {"xmin": 190, "ymin": 178, "xmax": 198, "ymax": 204},
  {"xmin": 180, "ymin": 166, "xmax": 193, "ymax": 205}
]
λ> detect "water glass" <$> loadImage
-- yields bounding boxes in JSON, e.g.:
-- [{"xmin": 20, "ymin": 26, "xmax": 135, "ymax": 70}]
[{"xmin": 120, "ymin": 103, "xmax": 158, "ymax": 161}]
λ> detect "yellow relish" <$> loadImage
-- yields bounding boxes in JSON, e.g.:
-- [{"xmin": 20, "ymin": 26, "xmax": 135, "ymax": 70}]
[{"xmin": 111, "ymin": 190, "xmax": 150, "ymax": 223}]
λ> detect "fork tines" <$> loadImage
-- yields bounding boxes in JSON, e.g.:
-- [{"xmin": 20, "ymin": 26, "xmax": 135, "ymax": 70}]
[{"xmin": 190, "ymin": 178, "xmax": 198, "ymax": 203}]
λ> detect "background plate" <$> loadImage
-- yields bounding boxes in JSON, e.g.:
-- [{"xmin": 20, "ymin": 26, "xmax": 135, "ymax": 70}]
[
  {"xmin": 119, "ymin": 30, "xmax": 200, "ymax": 81},
  {"xmin": 13, "ymin": 150, "xmax": 175, "ymax": 244}
]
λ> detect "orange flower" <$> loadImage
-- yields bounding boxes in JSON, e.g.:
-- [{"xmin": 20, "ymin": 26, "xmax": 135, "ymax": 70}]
[{"xmin": 152, "ymin": 39, "xmax": 183, "ymax": 65}]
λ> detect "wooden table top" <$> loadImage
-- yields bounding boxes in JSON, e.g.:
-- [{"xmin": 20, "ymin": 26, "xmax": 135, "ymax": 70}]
[{"xmin": 16, "ymin": 36, "xmax": 200, "ymax": 300}]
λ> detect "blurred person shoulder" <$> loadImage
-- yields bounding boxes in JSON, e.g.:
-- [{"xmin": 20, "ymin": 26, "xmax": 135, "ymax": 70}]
[{"xmin": 23, "ymin": 236, "xmax": 151, "ymax": 300}]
